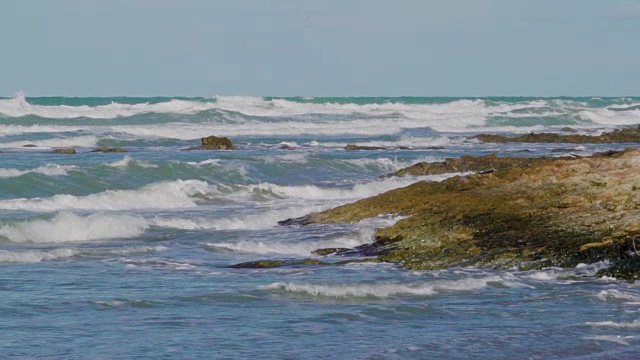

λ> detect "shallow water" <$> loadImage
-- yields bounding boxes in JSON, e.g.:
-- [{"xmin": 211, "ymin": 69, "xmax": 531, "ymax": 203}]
[{"xmin": 1, "ymin": 95, "xmax": 640, "ymax": 358}]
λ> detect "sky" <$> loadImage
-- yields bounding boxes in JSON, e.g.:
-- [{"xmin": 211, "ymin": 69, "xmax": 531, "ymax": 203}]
[{"xmin": 2, "ymin": 0, "xmax": 639, "ymax": 96}]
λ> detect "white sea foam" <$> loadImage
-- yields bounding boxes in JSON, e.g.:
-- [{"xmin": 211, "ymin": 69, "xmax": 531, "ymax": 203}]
[
  {"xmin": 240, "ymin": 173, "xmax": 461, "ymax": 201},
  {"xmin": 207, "ymin": 227, "xmax": 375, "ymax": 256},
  {"xmin": 595, "ymin": 289, "xmax": 640, "ymax": 303},
  {"xmin": 0, "ymin": 92, "xmax": 219, "ymax": 119},
  {"xmin": 0, "ymin": 212, "xmax": 148, "ymax": 243},
  {"xmin": 0, "ymin": 179, "xmax": 212, "ymax": 212},
  {"xmin": 585, "ymin": 319, "xmax": 640, "ymax": 328},
  {"xmin": 0, "ymin": 164, "xmax": 77, "ymax": 178},
  {"xmin": 186, "ymin": 159, "xmax": 221, "ymax": 166},
  {"xmin": 261, "ymin": 275, "xmax": 524, "ymax": 298},
  {"xmin": 107, "ymin": 155, "xmax": 158, "ymax": 168},
  {"xmin": 0, "ymin": 248, "xmax": 77, "ymax": 263},
  {"xmin": 584, "ymin": 335, "xmax": 633, "ymax": 345},
  {"xmin": 0, "ymin": 135, "xmax": 98, "ymax": 149}
]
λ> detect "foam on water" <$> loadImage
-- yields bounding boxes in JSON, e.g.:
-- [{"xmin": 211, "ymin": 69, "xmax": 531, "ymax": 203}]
[
  {"xmin": 0, "ymin": 212, "xmax": 148, "ymax": 243},
  {"xmin": 0, "ymin": 92, "xmax": 219, "ymax": 119},
  {"xmin": 0, "ymin": 179, "xmax": 212, "ymax": 212},
  {"xmin": 0, "ymin": 164, "xmax": 77, "ymax": 178},
  {"xmin": 595, "ymin": 289, "xmax": 640, "ymax": 303},
  {"xmin": 261, "ymin": 274, "xmax": 525, "ymax": 298},
  {"xmin": 151, "ymin": 204, "xmax": 327, "ymax": 231},
  {"xmin": 0, "ymin": 248, "xmax": 77, "ymax": 263},
  {"xmin": 585, "ymin": 320, "xmax": 640, "ymax": 328},
  {"xmin": 107, "ymin": 155, "xmax": 158, "ymax": 168},
  {"xmin": 0, "ymin": 135, "xmax": 98, "ymax": 149}
]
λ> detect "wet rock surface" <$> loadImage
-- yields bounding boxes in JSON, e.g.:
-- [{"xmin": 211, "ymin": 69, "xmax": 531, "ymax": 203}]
[
  {"xmin": 187, "ymin": 135, "xmax": 235, "ymax": 150},
  {"xmin": 91, "ymin": 147, "xmax": 127, "ymax": 153},
  {"xmin": 474, "ymin": 125, "xmax": 640, "ymax": 144},
  {"xmin": 52, "ymin": 147, "xmax": 76, "ymax": 154},
  {"xmin": 282, "ymin": 148, "xmax": 640, "ymax": 280}
]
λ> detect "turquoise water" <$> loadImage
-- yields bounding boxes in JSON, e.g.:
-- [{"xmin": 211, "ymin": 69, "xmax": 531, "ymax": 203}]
[{"xmin": 1, "ymin": 95, "xmax": 640, "ymax": 358}]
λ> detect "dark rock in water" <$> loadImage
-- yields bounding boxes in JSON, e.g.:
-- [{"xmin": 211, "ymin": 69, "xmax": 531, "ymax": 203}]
[
  {"xmin": 91, "ymin": 147, "xmax": 127, "ymax": 153},
  {"xmin": 312, "ymin": 248, "xmax": 351, "ymax": 256},
  {"xmin": 278, "ymin": 215, "xmax": 314, "ymax": 226},
  {"xmin": 230, "ymin": 258, "xmax": 325, "ymax": 269},
  {"xmin": 187, "ymin": 135, "xmax": 235, "ymax": 150},
  {"xmin": 230, "ymin": 260, "xmax": 285, "ymax": 269},
  {"xmin": 561, "ymin": 127, "xmax": 576, "ymax": 133},
  {"xmin": 598, "ymin": 256, "xmax": 640, "ymax": 281},
  {"xmin": 474, "ymin": 125, "xmax": 640, "ymax": 144},
  {"xmin": 52, "ymin": 147, "xmax": 76, "ymax": 154},
  {"xmin": 293, "ymin": 148, "xmax": 640, "ymax": 280},
  {"xmin": 388, "ymin": 154, "xmax": 544, "ymax": 177},
  {"xmin": 344, "ymin": 144, "xmax": 385, "ymax": 151},
  {"xmin": 22, "ymin": 144, "xmax": 37, "ymax": 148}
]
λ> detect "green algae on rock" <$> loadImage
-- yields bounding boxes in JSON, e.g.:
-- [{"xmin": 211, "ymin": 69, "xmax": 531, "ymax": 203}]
[
  {"xmin": 52, "ymin": 147, "xmax": 76, "ymax": 154},
  {"xmin": 91, "ymin": 147, "xmax": 127, "ymax": 153},
  {"xmin": 474, "ymin": 125, "xmax": 640, "ymax": 144},
  {"xmin": 283, "ymin": 148, "xmax": 640, "ymax": 280}
]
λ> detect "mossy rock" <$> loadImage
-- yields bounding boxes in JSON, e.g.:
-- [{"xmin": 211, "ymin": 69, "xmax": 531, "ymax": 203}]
[
  {"xmin": 52, "ymin": 147, "xmax": 76, "ymax": 154},
  {"xmin": 91, "ymin": 147, "xmax": 127, "ymax": 153},
  {"xmin": 187, "ymin": 135, "xmax": 235, "ymax": 150}
]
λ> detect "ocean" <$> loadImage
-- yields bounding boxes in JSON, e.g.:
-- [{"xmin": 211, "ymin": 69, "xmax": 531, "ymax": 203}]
[{"xmin": 1, "ymin": 93, "xmax": 640, "ymax": 358}]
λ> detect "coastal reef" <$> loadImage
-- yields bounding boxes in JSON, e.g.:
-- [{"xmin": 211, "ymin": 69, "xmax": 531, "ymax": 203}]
[
  {"xmin": 474, "ymin": 125, "xmax": 640, "ymax": 143},
  {"xmin": 281, "ymin": 149, "xmax": 640, "ymax": 280}
]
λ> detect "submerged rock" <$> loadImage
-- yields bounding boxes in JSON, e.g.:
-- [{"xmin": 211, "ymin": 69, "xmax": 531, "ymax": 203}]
[
  {"xmin": 230, "ymin": 259, "xmax": 325, "ymax": 269},
  {"xmin": 91, "ymin": 147, "xmax": 127, "ymax": 153},
  {"xmin": 187, "ymin": 135, "xmax": 235, "ymax": 150},
  {"xmin": 285, "ymin": 148, "xmax": 640, "ymax": 280},
  {"xmin": 344, "ymin": 144, "xmax": 386, "ymax": 151},
  {"xmin": 474, "ymin": 125, "xmax": 640, "ymax": 144},
  {"xmin": 52, "ymin": 147, "xmax": 76, "ymax": 154},
  {"xmin": 389, "ymin": 154, "xmax": 543, "ymax": 177}
]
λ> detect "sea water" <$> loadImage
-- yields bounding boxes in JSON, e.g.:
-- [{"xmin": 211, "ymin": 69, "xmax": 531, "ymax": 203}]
[{"xmin": 1, "ymin": 94, "xmax": 640, "ymax": 358}]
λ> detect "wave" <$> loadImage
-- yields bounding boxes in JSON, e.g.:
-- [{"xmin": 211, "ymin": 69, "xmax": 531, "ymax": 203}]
[
  {"xmin": 0, "ymin": 135, "xmax": 98, "ymax": 149},
  {"xmin": 0, "ymin": 92, "xmax": 219, "ymax": 119},
  {"xmin": 0, "ymin": 164, "xmax": 77, "ymax": 178},
  {"xmin": 206, "ymin": 226, "xmax": 375, "ymax": 256},
  {"xmin": 260, "ymin": 274, "xmax": 525, "ymax": 298},
  {"xmin": 595, "ymin": 289, "xmax": 640, "ymax": 303},
  {"xmin": 0, "ymin": 245, "xmax": 166, "ymax": 263},
  {"xmin": 0, "ymin": 248, "xmax": 77, "ymax": 263},
  {"xmin": 0, "ymin": 179, "xmax": 211, "ymax": 212},
  {"xmin": 107, "ymin": 155, "xmax": 158, "ymax": 168},
  {"xmin": 585, "ymin": 319, "xmax": 640, "ymax": 328},
  {"xmin": 3, "ymin": 95, "xmax": 638, "ymax": 134},
  {"xmin": 0, "ymin": 212, "xmax": 148, "ymax": 243}
]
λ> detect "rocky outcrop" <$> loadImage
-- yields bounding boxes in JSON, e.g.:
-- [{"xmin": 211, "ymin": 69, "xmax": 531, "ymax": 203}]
[
  {"xmin": 389, "ymin": 154, "xmax": 545, "ymax": 177},
  {"xmin": 281, "ymin": 148, "xmax": 640, "ymax": 280},
  {"xmin": 474, "ymin": 125, "xmax": 640, "ymax": 144},
  {"xmin": 345, "ymin": 144, "xmax": 386, "ymax": 151},
  {"xmin": 91, "ymin": 147, "xmax": 127, "ymax": 153},
  {"xmin": 52, "ymin": 147, "xmax": 76, "ymax": 154},
  {"xmin": 187, "ymin": 135, "xmax": 235, "ymax": 150}
]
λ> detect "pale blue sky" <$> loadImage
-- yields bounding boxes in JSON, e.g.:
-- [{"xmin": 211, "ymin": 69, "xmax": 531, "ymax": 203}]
[{"xmin": 2, "ymin": 0, "xmax": 639, "ymax": 96}]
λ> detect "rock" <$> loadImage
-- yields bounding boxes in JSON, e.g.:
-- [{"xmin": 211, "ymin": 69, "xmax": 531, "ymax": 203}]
[
  {"xmin": 22, "ymin": 144, "xmax": 37, "ymax": 148},
  {"xmin": 344, "ymin": 144, "xmax": 386, "ymax": 151},
  {"xmin": 230, "ymin": 258, "xmax": 325, "ymax": 269},
  {"xmin": 187, "ymin": 135, "xmax": 235, "ymax": 150},
  {"xmin": 278, "ymin": 215, "xmax": 313, "ymax": 226},
  {"xmin": 91, "ymin": 147, "xmax": 127, "ymax": 153},
  {"xmin": 474, "ymin": 125, "xmax": 640, "ymax": 144},
  {"xmin": 312, "ymin": 248, "xmax": 351, "ymax": 256},
  {"xmin": 52, "ymin": 147, "xmax": 76, "ymax": 154},
  {"xmin": 388, "ymin": 154, "xmax": 544, "ymax": 177},
  {"xmin": 290, "ymin": 148, "xmax": 640, "ymax": 280}
]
